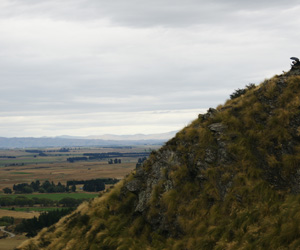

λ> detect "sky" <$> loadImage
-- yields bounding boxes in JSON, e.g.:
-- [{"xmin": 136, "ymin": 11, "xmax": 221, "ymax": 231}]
[{"xmin": 0, "ymin": 0, "xmax": 300, "ymax": 137}]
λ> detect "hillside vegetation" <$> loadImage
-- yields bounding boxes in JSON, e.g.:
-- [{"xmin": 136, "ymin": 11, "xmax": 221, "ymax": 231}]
[{"xmin": 18, "ymin": 67, "xmax": 300, "ymax": 249}]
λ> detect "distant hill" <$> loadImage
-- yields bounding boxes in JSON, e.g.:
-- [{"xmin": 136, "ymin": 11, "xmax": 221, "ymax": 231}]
[
  {"xmin": 18, "ymin": 65, "xmax": 300, "ymax": 249},
  {"xmin": 56, "ymin": 131, "xmax": 177, "ymax": 141},
  {"xmin": 0, "ymin": 132, "xmax": 177, "ymax": 148}
]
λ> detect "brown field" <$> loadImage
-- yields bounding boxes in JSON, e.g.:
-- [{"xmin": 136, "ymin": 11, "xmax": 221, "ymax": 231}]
[
  {"xmin": 0, "ymin": 210, "xmax": 39, "ymax": 219},
  {"xmin": 0, "ymin": 161, "xmax": 135, "ymax": 190}
]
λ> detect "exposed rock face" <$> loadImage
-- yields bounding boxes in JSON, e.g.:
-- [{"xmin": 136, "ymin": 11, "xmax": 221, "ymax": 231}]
[
  {"xmin": 131, "ymin": 150, "xmax": 178, "ymax": 214},
  {"xmin": 122, "ymin": 69, "xmax": 300, "ymax": 235},
  {"xmin": 208, "ymin": 123, "xmax": 227, "ymax": 133},
  {"xmin": 125, "ymin": 115, "xmax": 233, "ymax": 232}
]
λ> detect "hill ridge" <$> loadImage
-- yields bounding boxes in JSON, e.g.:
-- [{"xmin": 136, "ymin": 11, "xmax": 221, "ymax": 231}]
[{"xmin": 18, "ymin": 65, "xmax": 300, "ymax": 249}]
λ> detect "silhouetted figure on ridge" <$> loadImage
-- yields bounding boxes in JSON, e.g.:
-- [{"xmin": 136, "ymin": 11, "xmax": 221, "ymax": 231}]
[{"xmin": 290, "ymin": 57, "xmax": 300, "ymax": 68}]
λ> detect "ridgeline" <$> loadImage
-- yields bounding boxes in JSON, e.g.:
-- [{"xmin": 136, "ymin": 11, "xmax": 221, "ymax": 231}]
[{"xmin": 18, "ymin": 65, "xmax": 300, "ymax": 249}]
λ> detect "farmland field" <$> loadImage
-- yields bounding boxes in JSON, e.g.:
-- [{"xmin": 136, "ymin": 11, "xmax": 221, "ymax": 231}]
[
  {"xmin": 0, "ymin": 209, "xmax": 39, "ymax": 219},
  {"xmin": 0, "ymin": 146, "xmax": 158, "ymax": 190}
]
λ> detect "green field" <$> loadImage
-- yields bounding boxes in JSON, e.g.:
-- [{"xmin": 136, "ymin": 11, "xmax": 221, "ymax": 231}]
[{"xmin": 0, "ymin": 192, "xmax": 99, "ymax": 201}]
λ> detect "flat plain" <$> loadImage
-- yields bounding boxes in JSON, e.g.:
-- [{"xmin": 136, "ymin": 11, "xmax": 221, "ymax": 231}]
[{"xmin": 0, "ymin": 146, "xmax": 157, "ymax": 190}]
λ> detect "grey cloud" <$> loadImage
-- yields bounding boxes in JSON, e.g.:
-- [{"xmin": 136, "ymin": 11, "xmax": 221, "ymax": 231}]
[{"xmin": 3, "ymin": 0, "xmax": 300, "ymax": 27}]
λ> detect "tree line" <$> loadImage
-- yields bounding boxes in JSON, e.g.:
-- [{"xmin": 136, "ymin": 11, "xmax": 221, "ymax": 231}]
[
  {"xmin": 108, "ymin": 158, "xmax": 121, "ymax": 164},
  {"xmin": 11, "ymin": 180, "xmax": 74, "ymax": 194},
  {"xmin": 0, "ymin": 196, "xmax": 88, "ymax": 207},
  {"xmin": 15, "ymin": 208, "xmax": 74, "ymax": 237},
  {"xmin": 0, "ymin": 216, "xmax": 14, "ymax": 227},
  {"xmin": 83, "ymin": 152, "xmax": 150, "ymax": 159},
  {"xmin": 3, "ymin": 178, "xmax": 119, "ymax": 195},
  {"xmin": 67, "ymin": 178, "xmax": 119, "ymax": 192},
  {"xmin": 66, "ymin": 178, "xmax": 119, "ymax": 186}
]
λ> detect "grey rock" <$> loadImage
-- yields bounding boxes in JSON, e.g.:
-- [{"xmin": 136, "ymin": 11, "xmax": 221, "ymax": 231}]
[
  {"xmin": 135, "ymin": 191, "xmax": 151, "ymax": 212},
  {"xmin": 204, "ymin": 148, "xmax": 216, "ymax": 163},
  {"xmin": 202, "ymin": 108, "xmax": 218, "ymax": 120},
  {"xmin": 208, "ymin": 123, "xmax": 227, "ymax": 133},
  {"xmin": 125, "ymin": 179, "xmax": 141, "ymax": 193}
]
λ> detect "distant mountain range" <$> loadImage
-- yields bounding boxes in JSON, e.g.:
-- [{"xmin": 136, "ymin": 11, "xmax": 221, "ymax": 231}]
[
  {"xmin": 56, "ymin": 131, "xmax": 177, "ymax": 141},
  {"xmin": 0, "ymin": 131, "xmax": 177, "ymax": 148}
]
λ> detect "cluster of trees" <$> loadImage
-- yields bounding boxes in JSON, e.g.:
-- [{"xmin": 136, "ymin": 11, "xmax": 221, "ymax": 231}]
[
  {"xmin": 0, "ymin": 216, "xmax": 14, "ymax": 226},
  {"xmin": 0, "ymin": 196, "xmax": 87, "ymax": 207},
  {"xmin": 12, "ymin": 180, "xmax": 74, "ymax": 194},
  {"xmin": 67, "ymin": 156, "xmax": 88, "ymax": 163},
  {"xmin": 43, "ymin": 148, "xmax": 70, "ymax": 152},
  {"xmin": 67, "ymin": 178, "xmax": 119, "ymax": 186},
  {"xmin": 3, "ymin": 178, "xmax": 119, "ymax": 195},
  {"xmin": 84, "ymin": 152, "xmax": 150, "ymax": 159},
  {"xmin": 3, "ymin": 187, "xmax": 12, "ymax": 194},
  {"xmin": 136, "ymin": 157, "xmax": 147, "ymax": 167},
  {"xmin": 57, "ymin": 148, "xmax": 70, "ymax": 152},
  {"xmin": 15, "ymin": 208, "xmax": 74, "ymax": 237},
  {"xmin": 68, "ymin": 179, "xmax": 113, "ymax": 192},
  {"xmin": 108, "ymin": 158, "xmax": 121, "ymax": 164},
  {"xmin": 25, "ymin": 150, "xmax": 47, "ymax": 157},
  {"xmin": 67, "ymin": 152, "xmax": 150, "ymax": 163},
  {"xmin": 25, "ymin": 150, "xmax": 44, "ymax": 154},
  {"xmin": 82, "ymin": 179, "xmax": 105, "ymax": 192},
  {"xmin": 5, "ymin": 163, "xmax": 24, "ymax": 167}
]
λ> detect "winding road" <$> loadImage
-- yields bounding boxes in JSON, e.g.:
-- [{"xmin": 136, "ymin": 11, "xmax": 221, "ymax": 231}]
[{"xmin": 0, "ymin": 226, "xmax": 15, "ymax": 238}]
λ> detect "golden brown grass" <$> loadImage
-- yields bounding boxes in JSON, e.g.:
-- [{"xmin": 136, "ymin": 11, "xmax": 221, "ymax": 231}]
[
  {"xmin": 0, "ymin": 234, "xmax": 27, "ymax": 250},
  {"xmin": 0, "ymin": 209, "xmax": 39, "ymax": 219}
]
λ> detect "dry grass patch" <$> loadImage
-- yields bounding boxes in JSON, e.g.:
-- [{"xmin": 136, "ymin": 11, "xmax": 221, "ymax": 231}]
[
  {"xmin": 0, "ymin": 209, "xmax": 39, "ymax": 219},
  {"xmin": 0, "ymin": 234, "xmax": 27, "ymax": 250}
]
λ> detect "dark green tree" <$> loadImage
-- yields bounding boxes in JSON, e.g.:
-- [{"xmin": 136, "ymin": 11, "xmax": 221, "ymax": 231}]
[{"xmin": 3, "ymin": 187, "xmax": 12, "ymax": 194}]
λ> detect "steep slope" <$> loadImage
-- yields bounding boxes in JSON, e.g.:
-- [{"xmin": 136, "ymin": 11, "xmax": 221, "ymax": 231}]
[{"xmin": 18, "ymin": 66, "xmax": 300, "ymax": 249}]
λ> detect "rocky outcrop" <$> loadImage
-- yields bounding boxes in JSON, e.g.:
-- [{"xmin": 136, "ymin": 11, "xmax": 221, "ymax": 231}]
[
  {"xmin": 124, "ymin": 110, "xmax": 234, "ymax": 232},
  {"xmin": 130, "ymin": 150, "xmax": 178, "ymax": 214}
]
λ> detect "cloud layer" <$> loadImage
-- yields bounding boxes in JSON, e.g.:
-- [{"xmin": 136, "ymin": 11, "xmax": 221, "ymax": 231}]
[{"xmin": 0, "ymin": 0, "xmax": 299, "ymax": 137}]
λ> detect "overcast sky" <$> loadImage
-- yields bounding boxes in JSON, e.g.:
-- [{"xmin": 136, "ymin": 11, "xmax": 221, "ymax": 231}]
[{"xmin": 0, "ymin": 0, "xmax": 299, "ymax": 137}]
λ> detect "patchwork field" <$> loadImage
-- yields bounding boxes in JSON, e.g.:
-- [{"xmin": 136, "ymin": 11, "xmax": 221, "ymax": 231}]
[{"xmin": 0, "ymin": 146, "xmax": 158, "ymax": 190}]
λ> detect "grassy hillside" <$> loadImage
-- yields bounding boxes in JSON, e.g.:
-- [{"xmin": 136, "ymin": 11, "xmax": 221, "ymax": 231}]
[{"xmin": 17, "ymin": 68, "xmax": 300, "ymax": 249}]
